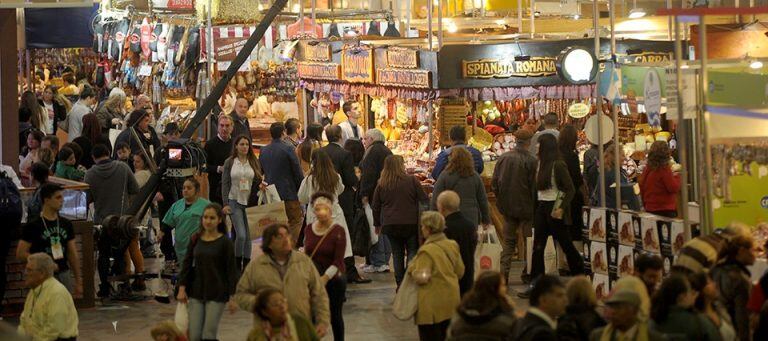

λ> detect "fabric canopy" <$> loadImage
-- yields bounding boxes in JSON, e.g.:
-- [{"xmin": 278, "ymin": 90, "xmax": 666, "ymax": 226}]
[{"xmin": 25, "ymin": 5, "xmax": 99, "ymax": 49}]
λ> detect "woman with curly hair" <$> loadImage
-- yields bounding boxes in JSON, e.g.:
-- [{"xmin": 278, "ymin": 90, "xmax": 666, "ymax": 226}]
[
  {"xmin": 639, "ymin": 141, "xmax": 681, "ymax": 218},
  {"xmin": 430, "ymin": 147, "xmax": 490, "ymax": 227}
]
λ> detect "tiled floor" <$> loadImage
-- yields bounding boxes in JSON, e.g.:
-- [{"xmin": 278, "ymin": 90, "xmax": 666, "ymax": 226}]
[{"xmin": 7, "ymin": 258, "xmax": 533, "ymax": 340}]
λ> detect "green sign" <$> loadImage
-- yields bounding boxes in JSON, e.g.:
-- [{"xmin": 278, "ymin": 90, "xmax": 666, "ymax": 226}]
[
  {"xmin": 713, "ymin": 161, "xmax": 768, "ymax": 228},
  {"xmin": 621, "ymin": 66, "xmax": 667, "ymax": 98},
  {"xmin": 708, "ymin": 70, "xmax": 768, "ymax": 109}
]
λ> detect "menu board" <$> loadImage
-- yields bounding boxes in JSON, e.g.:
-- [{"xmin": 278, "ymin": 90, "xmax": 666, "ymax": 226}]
[{"xmin": 440, "ymin": 105, "xmax": 468, "ymax": 145}]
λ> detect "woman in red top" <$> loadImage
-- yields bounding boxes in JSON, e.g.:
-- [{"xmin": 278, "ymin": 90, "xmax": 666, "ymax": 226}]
[
  {"xmin": 304, "ymin": 191, "xmax": 347, "ymax": 341},
  {"xmin": 639, "ymin": 141, "xmax": 681, "ymax": 218}
]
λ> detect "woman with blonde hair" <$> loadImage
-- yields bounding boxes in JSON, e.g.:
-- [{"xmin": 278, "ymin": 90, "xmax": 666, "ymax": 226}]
[
  {"xmin": 372, "ymin": 154, "xmax": 428, "ymax": 287},
  {"xmin": 96, "ymin": 88, "xmax": 127, "ymax": 133},
  {"xmin": 430, "ymin": 147, "xmax": 490, "ymax": 227},
  {"xmin": 556, "ymin": 275, "xmax": 606, "ymax": 341},
  {"xmin": 408, "ymin": 211, "xmax": 465, "ymax": 341}
]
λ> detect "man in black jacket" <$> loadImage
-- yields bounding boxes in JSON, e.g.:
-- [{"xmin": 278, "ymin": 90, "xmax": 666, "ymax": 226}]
[
  {"xmin": 360, "ymin": 129, "xmax": 393, "ymax": 274},
  {"xmin": 204, "ymin": 114, "xmax": 233, "ymax": 205},
  {"xmin": 320, "ymin": 125, "xmax": 370, "ymax": 284},
  {"xmin": 231, "ymin": 97, "xmax": 252, "ymax": 142},
  {"xmin": 437, "ymin": 190, "xmax": 477, "ymax": 296},
  {"xmin": 512, "ymin": 275, "xmax": 566, "ymax": 341}
]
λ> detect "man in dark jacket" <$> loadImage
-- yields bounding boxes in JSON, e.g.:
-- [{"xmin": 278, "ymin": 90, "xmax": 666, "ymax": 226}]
[
  {"xmin": 437, "ymin": 190, "xmax": 477, "ymax": 296},
  {"xmin": 360, "ymin": 129, "xmax": 394, "ymax": 274},
  {"xmin": 512, "ymin": 275, "xmax": 566, "ymax": 341},
  {"xmin": 259, "ymin": 122, "xmax": 304, "ymax": 244},
  {"xmin": 231, "ymin": 97, "xmax": 252, "ymax": 142},
  {"xmin": 492, "ymin": 129, "xmax": 537, "ymax": 283},
  {"xmin": 431, "ymin": 125, "xmax": 484, "ymax": 179},
  {"xmin": 320, "ymin": 125, "xmax": 371, "ymax": 284},
  {"xmin": 84, "ymin": 144, "xmax": 140, "ymax": 225},
  {"xmin": 204, "ymin": 114, "xmax": 234, "ymax": 205}
]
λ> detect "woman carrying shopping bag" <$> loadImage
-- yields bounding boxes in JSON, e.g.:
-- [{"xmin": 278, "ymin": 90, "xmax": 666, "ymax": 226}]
[
  {"xmin": 519, "ymin": 134, "xmax": 584, "ymax": 298},
  {"xmin": 222, "ymin": 135, "xmax": 264, "ymax": 270},
  {"xmin": 407, "ymin": 211, "xmax": 465, "ymax": 341},
  {"xmin": 177, "ymin": 203, "xmax": 239, "ymax": 341}
]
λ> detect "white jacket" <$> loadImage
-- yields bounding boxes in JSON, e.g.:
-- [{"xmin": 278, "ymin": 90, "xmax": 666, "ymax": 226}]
[
  {"xmin": 298, "ymin": 174, "xmax": 352, "ymax": 258},
  {"xmin": 338, "ymin": 120, "xmax": 364, "ymax": 146}
]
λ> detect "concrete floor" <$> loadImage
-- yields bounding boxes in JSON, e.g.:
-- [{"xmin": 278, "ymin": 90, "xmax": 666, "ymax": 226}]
[{"xmin": 8, "ymin": 258, "xmax": 531, "ymax": 341}]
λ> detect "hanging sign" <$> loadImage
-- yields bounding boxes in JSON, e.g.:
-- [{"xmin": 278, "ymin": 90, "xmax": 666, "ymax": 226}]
[
  {"xmin": 462, "ymin": 58, "xmax": 557, "ymax": 79},
  {"xmin": 644, "ymin": 69, "xmax": 663, "ymax": 129},
  {"xmin": 297, "ymin": 62, "xmax": 341, "ymax": 81},
  {"xmin": 300, "ymin": 41, "xmax": 331, "ymax": 62},
  {"xmin": 557, "ymin": 47, "xmax": 598, "ymax": 85},
  {"xmin": 440, "ymin": 105, "xmax": 469, "ymax": 145},
  {"xmin": 342, "ymin": 45, "xmax": 375, "ymax": 83},
  {"xmin": 568, "ymin": 102, "xmax": 591, "ymax": 118},
  {"xmin": 617, "ymin": 52, "xmax": 673, "ymax": 64},
  {"xmin": 376, "ymin": 69, "xmax": 431, "ymax": 88},
  {"xmin": 387, "ymin": 47, "xmax": 419, "ymax": 69}
]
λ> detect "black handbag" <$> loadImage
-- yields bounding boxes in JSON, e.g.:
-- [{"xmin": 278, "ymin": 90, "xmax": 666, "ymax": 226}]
[{"xmin": 351, "ymin": 206, "xmax": 371, "ymax": 257}]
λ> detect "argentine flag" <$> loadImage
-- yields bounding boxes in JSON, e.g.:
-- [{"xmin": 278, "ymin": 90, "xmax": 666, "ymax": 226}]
[{"xmin": 598, "ymin": 62, "xmax": 622, "ymax": 105}]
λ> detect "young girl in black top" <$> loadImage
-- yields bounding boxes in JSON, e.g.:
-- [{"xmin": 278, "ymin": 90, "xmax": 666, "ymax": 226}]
[{"xmin": 177, "ymin": 203, "xmax": 238, "ymax": 341}]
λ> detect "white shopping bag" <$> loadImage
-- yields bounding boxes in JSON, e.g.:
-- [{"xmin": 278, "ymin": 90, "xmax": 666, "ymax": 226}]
[
  {"xmin": 174, "ymin": 302, "xmax": 189, "ymax": 333},
  {"xmin": 108, "ymin": 128, "xmax": 122, "ymax": 147},
  {"xmin": 263, "ymin": 184, "xmax": 282, "ymax": 203},
  {"xmin": 526, "ymin": 234, "xmax": 559, "ymax": 275},
  {"xmin": 364, "ymin": 203, "xmax": 379, "ymax": 245},
  {"xmin": 475, "ymin": 226, "xmax": 503, "ymax": 278}
]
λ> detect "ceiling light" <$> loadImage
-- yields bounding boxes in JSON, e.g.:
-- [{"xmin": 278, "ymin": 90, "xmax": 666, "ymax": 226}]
[
  {"xmin": 629, "ymin": 8, "xmax": 647, "ymax": 19},
  {"xmin": 750, "ymin": 60, "xmax": 764, "ymax": 69},
  {"xmin": 446, "ymin": 22, "xmax": 458, "ymax": 33},
  {"xmin": 573, "ymin": 15, "xmax": 580, "ymax": 20},
  {"xmin": 495, "ymin": 19, "xmax": 506, "ymax": 26},
  {"xmin": 292, "ymin": 4, "xmax": 300, "ymax": 12}
]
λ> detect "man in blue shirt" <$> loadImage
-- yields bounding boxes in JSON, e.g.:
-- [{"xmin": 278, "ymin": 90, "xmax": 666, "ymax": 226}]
[
  {"xmin": 431, "ymin": 125, "xmax": 484, "ymax": 179},
  {"xmin": 259, "ymin": 122, "xmax": 305, "ymax": 244}
]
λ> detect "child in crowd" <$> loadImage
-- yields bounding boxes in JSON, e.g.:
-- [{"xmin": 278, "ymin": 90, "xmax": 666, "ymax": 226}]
[
  {"xmin": 55, "ymin": 147, "xmax": 85, "ymax": 181},
  {"xmin": 115, "ymin": 142, "xmax": 132, "ymax": 168}
]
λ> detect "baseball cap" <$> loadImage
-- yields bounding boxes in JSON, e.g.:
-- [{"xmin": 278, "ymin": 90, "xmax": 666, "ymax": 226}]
[{"xmin": 604, "ymin": 289, "xmax": 641, "ymax": 307}]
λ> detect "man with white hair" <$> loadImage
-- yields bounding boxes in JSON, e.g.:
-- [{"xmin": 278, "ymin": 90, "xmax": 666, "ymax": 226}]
[
  {"xmin": 360, "ymin": 128, "xmax": 394, "ymax": 273},
  {"xmin": 437, "ymin": 190, "xmax": 477, "ymax": 295},
  {"xmin": 18, "ymin": 253, "xmax": 79, "ymax": 341}
]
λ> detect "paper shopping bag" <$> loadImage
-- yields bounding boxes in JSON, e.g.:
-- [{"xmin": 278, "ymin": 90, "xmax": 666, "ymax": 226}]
[
  {"xmin": 364, "ymin": 203, "xmax": 378, "ymax": 245},
  {"xmin": 174, "ymin": 302, "xmax": 189, "ymax": 333},
  {"xmin": 246, "ymin": 201, "xmax": 289, "ymax": 239},
  {"xmin": 108, "ymin": 128, "xmax": 121, "ymax": 147},
  {"xmin": 475, "ymin": 226, "xmax": 503, "ymax": 278},
  {"xmin": 526, "ymin": 234, "xmax": 559, "ymax": 275}
]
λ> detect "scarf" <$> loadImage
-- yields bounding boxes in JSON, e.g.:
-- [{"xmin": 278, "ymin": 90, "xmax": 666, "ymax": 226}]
[
  {"xmin": 598, "ymin": 323, "xmax": 650, "ymax": 341},
  {"xmin": 260, "ymin": 314, "xmax": 298, "ymax": 341}
]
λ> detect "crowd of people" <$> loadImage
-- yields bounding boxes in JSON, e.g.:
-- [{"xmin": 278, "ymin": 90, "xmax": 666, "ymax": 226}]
[{"xmin": 4, "ymin": 87, "xmax": 768, "ymax": 341}]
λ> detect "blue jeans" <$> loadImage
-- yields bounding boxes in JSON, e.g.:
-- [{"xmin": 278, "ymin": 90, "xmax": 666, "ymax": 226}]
[
  {"xmin": 187, "ymin": 298, "xmax": 226, "ymax": 341},
  {"xmin": 228, "ymin": 199, "xmax": 251, "ymax": 259},
  {"xmin": 369, "ymin": 234, "xmax": 391, "ymax": 267},
  {"xmin": 386, "ymin": 232, "xmax": 419, "ymax": 287}
]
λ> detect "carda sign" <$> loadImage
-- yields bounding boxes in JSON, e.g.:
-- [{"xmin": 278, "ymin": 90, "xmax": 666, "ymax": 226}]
[
  {"xmin": 462, "ymin": 58, "xmax": 557, "ymax": 79},
  {"xmin": 342, "ymin": 45, "xmax": 375, "ymax": 83},
  {"xmin": 618, "ymin": 52, "xmax": 672, "ymax": 64}
]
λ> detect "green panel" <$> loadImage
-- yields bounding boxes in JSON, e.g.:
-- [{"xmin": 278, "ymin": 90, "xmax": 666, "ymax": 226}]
[
  {"xmin": 708, "ymin": 71, "xmax": 768, "ymax": 109},
  {"xmin": 621, "ymin": 66, "xmax": 667, "ymax": 98},
  {"xmin": 713, "ymin": 162, "xmax": 768, "ymax": 228}
]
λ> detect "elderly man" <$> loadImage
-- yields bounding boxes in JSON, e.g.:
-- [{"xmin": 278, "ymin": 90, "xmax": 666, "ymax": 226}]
[
  {"xmin": 231, "ymin": 97, "xmax": 252, "ymax": 142},
  {"xmin": 360, "ymin": 129, "xmax": 393, "ymax": 274},
  {"xmin": 530, "ymin": 112, "xmax": 560, "ymax": 156},
  {"xmin": 18, "ymin": 253, "xmax": 79, "ymax": 341},
  {"xmin": 437, "ymin": 190, "xmax": 477, "ymax": 295},
  {"xmin": 589, "ymin": 290, "xmax": 663, "ymax": 341}
]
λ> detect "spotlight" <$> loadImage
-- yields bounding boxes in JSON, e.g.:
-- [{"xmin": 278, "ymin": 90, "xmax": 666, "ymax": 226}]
[
  {"xmin": 750, "ymin": 60, "xmax": 764, "ymax": 69},
  {"xmin": 629, "ymin": 8, "xmax": 646, "ymax": 19}
]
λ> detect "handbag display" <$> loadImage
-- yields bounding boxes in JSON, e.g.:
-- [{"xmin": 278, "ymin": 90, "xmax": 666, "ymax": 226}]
[{"xmin": 246, "ymin": 188, "xmax": 289, "ymax": 239}]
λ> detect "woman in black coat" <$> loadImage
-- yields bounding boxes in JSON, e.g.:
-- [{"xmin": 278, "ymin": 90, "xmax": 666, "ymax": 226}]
[
  {"xmin": 559, "ymin": 125, "xmax": 586, "ymax": 245},
  {"xmin": 112, "ymin": 109, "xmax": 161, "ymax": 160}
]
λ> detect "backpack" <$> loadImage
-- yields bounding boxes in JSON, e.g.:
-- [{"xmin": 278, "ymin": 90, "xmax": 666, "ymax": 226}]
[{"xmin": 0, "ymin": 170, "xmax": 23, "ymax": 224}]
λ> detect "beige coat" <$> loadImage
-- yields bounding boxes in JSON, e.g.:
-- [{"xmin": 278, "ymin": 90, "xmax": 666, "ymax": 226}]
[
  {"xmin": 408, "ymin": 233, "xmax": 465, "ymax": 325},
  {"xmin": 234, "ymin": 251, "xmax": 330, "ymax": 327}
]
